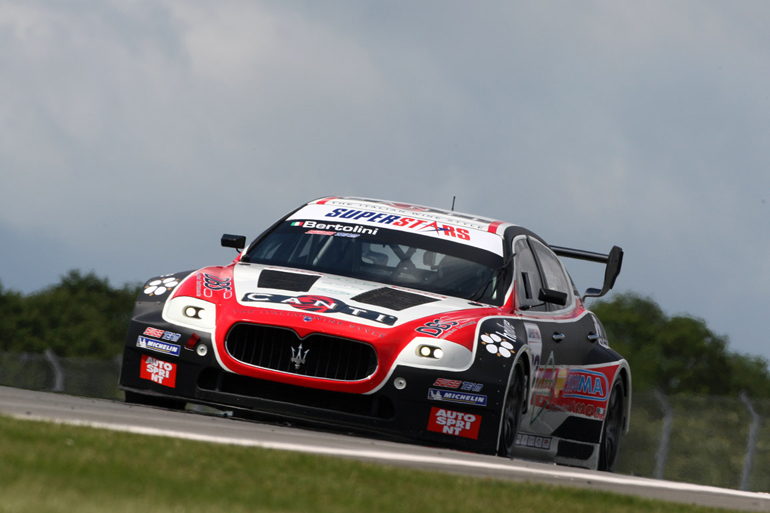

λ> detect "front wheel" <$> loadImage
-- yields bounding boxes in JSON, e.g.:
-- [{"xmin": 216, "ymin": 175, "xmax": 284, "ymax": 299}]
[
  {"xmin": 598, "ymin": 379, "xmax": 625, "ymax": 472},
  {"xmin": 498, "ymin": 363, "xmax": 525, "ymax": 458}
]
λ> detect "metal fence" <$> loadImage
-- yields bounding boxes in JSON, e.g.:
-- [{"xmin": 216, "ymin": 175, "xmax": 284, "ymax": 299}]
[
  {"xmin": 1, "ymin": 350, "xmax": 768, "ymax": 492},
  {"xmin": 616, "ymin": 389, "xmax": 770, "ymax": 492},
  {"xmin": 0, "ymin": 351, "xmax": 123, "ymax": 400}
]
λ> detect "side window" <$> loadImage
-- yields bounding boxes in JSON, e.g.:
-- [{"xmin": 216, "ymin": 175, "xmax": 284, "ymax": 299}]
[
  {"xmin": 531, "ymin": 239, "xmax": 572, "ymax": 310},
  {"xmin": 513, "ymin": 238, "xmax": 546, "ymax": 312}
]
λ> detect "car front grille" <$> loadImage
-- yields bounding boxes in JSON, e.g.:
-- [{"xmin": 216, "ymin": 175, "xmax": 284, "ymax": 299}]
[{"xmin": 224, "ymin": 323, "xmax": 378, "ymax": 381}]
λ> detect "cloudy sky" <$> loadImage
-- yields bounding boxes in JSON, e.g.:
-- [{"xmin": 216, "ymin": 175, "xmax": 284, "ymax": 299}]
[{"xmin": 1, "ymin": 1, "xmax": 769, "ymax": 360}]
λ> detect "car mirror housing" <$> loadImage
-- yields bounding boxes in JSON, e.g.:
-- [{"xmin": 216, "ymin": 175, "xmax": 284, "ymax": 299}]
[
  {"xmin": 538, "ymin": 287, "xmax": 569, "ymax": 306},
  {"xmin": 221, "ymin": 234, "xmax": 246, "ymax": 252}
]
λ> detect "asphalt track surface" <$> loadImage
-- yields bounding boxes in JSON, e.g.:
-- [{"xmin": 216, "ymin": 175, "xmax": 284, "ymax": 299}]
[{"xmin": 1, "ymin": 386, "xmax": 769, "ymax": 511}]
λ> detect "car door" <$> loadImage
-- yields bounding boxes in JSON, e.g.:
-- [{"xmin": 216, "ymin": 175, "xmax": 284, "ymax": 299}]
[{"xmin": 514, "ymin": 237, "xmax": 603, "ymax": 439}]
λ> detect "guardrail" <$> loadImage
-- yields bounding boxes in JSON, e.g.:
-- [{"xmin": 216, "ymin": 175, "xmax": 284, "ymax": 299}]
[{"xmin": 1, "ymin": 350, "xmax": 768, "ymax": 492}]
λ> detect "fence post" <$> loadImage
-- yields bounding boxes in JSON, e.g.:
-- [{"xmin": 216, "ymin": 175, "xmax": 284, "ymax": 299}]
[
  {"xmin": 653, "ymin": 389, "xmax": 672, "ymax": 480},
  {"xmin": 739, "ymin": 391, "xmax": 761, "ymax": 491},
  {"xmin": 44, "ymin": 349, "xmax": 65, "ymax": 392}
]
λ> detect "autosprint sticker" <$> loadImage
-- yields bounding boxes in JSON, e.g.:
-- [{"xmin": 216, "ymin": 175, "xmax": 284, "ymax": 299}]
[
  {"xmin": 136, "ymin": 336, "xmax": 181, "ymax": 357},
  {"xmin": 140, "ymin": 355, "xmax": 177, "ymax": 388},
  {"xmin": 428, "ymin": 388, "xmax": 487, "ymax": 407},
  {"xmin": 427, "ymin": 407, "xmax": 481, "ymax": 439}
]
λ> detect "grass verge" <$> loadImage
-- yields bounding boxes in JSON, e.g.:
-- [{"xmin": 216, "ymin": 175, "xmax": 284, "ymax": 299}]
[{"xmin": 0, "ymin": 415, "xmax": 744, "ymax": 513}]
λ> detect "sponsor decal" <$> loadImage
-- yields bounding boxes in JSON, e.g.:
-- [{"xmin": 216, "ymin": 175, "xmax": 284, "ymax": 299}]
[
  {"xmin": 241, "ymin": 293, "xmax": 397, "ymax": 325},
  {"xmin": 203, "ymin": 274, "xmax": 232, "ymax": 291},
  {"xmin": 142, "ymin": 327, "xmax": 181, "ymax": 343},
  {"xmin": 197, "ymin": 272, "xmax": 233, "ymax": 300},
  {"xmin": 478, "ymin": 319, "xmax": 517, "ymax": 359},
  {"xmin": 524, "ymin": 323, "xmax": 542, "ymax": 371},
  {"xmin": 139, "ymin": 355, "xmax": 177, "ymax": 387},
  {"xmin": 480, "ymin": 333, "xmax": 514, "ymax": 358},
  {"xmin": 416, "ymin": 319, "xmax": 459, "ymax": 337},
  {"xmin": 529, "ymin": 351, "xmax": 557, "ymax": 425},
  {"xmin": 527, "ymin": 363, "xmax": 618, "ymax": 425},
  {"xmin": 233, "ymin": 308, "xmax": 387, "ymax": 338},
  {"xmin": 433, "ymin": 378, "xmax": 483, "ymax": 392},
  {"xmin": 324, "ymin": 209, "xmax": 471, "ymax": 240},
  {"xmin": 162, "ymin": 331, "xmax": 181, "ymax": 342},
  {"xmin": 546, "ymin": 399, "xmax": 606, "ymax": 420},
  {"xmin": 501, "ymin": 320, "xmax": 517, "ymax": 343},
  {"xmin": 143, "ymin": 327, "xmax": 164, "ymax": 338},
  {"xmin": 136, "ymin": 336, "xmax": 181, "ymax": 357},
  {"xmin": 294, "ymin": 220, "xmax": 378, "ymax": 236},
  {"xmin": 461, "ymin": 381, "xmax": 483, "ymax": 392},
  {"xmin": 294, "ymin": 202, "xmax": 505, "ymax": 255},
  {"xmin": 433, "ymin": 378, "xmax": 462, "ymax": 389},
  {"xmin": 427, "ymin": 407, "xmax": 481, "ymax": 439},
  {"xmin": 515, "ymin": 433, "xmax": 552, "ymax": 450},
  {"xmin": 562, "ymin": 370, "xmax": 609, "ymax": 401},
  {"xmin": 143, "ymin": 276, "xmax": 180, "ymax": 297},
  {"xmin": 428, "ymin": 388, "xmax": 487, "ymax": 407},
  {"xmin": 325, "ymin": 198, "xmax": 494, "ymax": 227}
]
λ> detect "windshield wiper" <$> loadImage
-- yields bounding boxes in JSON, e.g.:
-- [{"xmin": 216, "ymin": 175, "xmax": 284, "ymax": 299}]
[{"xmin": 469, "ymin": 264, "xmax": 507, "ymax": 302}]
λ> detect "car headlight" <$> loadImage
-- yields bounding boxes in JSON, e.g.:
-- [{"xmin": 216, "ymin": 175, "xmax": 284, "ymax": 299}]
[
  {"xmin": 395, "ymin": 337, "xmax": 473, "ymax": 371},
  {"xmin": 163, "ymin": 297, "xmax": 217, "ymax": 331}
]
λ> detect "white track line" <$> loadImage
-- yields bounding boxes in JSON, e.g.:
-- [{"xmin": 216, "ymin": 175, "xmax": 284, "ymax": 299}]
[{"xmin": 15, "ymin": 414, "xmax": 770, "ymax": 502}]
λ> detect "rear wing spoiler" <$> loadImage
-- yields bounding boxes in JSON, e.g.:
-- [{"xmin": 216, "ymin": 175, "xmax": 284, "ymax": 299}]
[{"xmin": 550, "ymin": 245, "xmax": 624, "ymax": 299}]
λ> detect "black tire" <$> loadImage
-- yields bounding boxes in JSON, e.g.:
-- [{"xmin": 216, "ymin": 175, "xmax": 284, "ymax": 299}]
[
  {"xmin": 124, "ymin": 390, "xmax": 186, "ymax": 410},
  {"xmin": 598, "ymin": 379, "xmax": 625, "ymax": 472},
  {"xmin": 498, "ymin": 363, "xmax": 525, "ymax": 458}
]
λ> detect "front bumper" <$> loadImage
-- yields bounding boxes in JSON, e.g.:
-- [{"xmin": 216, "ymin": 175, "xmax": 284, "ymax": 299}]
[{"xmin": 120, "ymin": 342, "xmax": 505, "ymax": 455}]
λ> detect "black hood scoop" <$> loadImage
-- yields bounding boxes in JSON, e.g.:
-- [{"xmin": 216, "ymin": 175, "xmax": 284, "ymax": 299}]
[
  {"xmin": 258, "ymin": 270, "xmax": 321, "ymax": 292},
  {"xmin": 352, "ymin": 287, "xmax": 439, "ymax": 311}
]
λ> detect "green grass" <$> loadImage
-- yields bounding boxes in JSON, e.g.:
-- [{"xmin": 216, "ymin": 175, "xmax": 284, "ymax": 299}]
[{"xmin": 0, "ymin": 416, "xmax": 745, "ymax": 513}]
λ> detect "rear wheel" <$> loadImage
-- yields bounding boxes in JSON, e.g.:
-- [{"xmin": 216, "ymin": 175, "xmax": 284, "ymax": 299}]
[
  {"xmin": 498, "ymin": 363, "xmax": 525, "ymax": 457},
  {"xmin": 598, "ymin": 379, "xmax": 625, "ymax": 472}
]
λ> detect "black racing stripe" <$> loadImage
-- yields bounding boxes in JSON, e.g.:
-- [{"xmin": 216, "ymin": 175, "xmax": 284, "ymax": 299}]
[
  {"xmin": 352, "ymin": 287, "xmax": 439, "ymax": 311},
  {"xmin": 258, "ymin": 270, "xmax": 321, "ymax": 292}
]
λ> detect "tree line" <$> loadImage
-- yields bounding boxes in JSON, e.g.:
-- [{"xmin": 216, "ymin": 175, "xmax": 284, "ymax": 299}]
[
  {"xmin": 1, "ymin": 270, "xmax": 769, "ymax": 397},
  {"xmin": 0, "ymin": 271, "xmax": 140, "ymax": 359}
]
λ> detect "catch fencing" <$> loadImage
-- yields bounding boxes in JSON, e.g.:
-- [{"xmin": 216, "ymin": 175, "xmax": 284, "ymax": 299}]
[{"xmin": 1, "ymin": 350, "xmax": 768, "ymax": 492}]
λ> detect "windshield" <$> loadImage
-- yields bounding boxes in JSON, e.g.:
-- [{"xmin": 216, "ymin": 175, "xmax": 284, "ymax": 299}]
[{"xmin": 242, "ymin": 220, "xmax": 506, "ymax": 305}]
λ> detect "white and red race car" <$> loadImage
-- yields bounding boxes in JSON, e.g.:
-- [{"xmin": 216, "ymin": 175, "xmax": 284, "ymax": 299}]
[{"xmin": 120, "ymin": 197, "xmax": 630, "ymax": 471}]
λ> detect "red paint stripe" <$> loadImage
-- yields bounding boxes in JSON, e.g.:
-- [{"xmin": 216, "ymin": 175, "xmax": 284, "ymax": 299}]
[
  {"xmin": 487, "ymin": 221, "xmax": 503, "ymax": 233},
  {"xmin": 316, "ymin": 197, "xmax": 338, "ymax": 205}
]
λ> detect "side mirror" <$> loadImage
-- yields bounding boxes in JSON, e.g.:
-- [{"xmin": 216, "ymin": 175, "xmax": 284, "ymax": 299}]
[
  {"xmin": 221, "ymin": 234, "xmax": 247, "ymax": 252},
  {"xmin": 539, "ymin": 288, "xmax": 568, "ymax": 306}
]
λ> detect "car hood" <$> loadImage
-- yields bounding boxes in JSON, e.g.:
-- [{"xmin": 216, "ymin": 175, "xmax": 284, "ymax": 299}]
[
  {"xmin": 165, "ymin": 262, "xmax": 499, "ymax": 393},
  {"xmin": 231, "ymin": 263, "xmax": 488, "ymax": 329}
]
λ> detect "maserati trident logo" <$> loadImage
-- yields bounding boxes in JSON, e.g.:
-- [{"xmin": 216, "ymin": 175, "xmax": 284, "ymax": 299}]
[{"xmin": 290, "ymin": 344, "xmax": 310, "ymax": 369}]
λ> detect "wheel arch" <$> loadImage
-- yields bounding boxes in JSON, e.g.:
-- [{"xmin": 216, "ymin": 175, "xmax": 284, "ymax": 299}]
[
  {"xmin": 615, "ymin": 359, "xmax": 632, "ymax": 434},
  {"xmin": 495, "ymin": 347, "xmax": 531, "ymax": 455}
]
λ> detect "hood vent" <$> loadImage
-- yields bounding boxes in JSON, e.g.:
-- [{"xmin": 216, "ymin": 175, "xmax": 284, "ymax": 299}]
[
  {"xmin": 258, "ymin": 270, "xmax": 320, "ymax": 292},
  {"xmin": 352, "ymin": 287, "xmax": 439, "ymax": 311}
]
